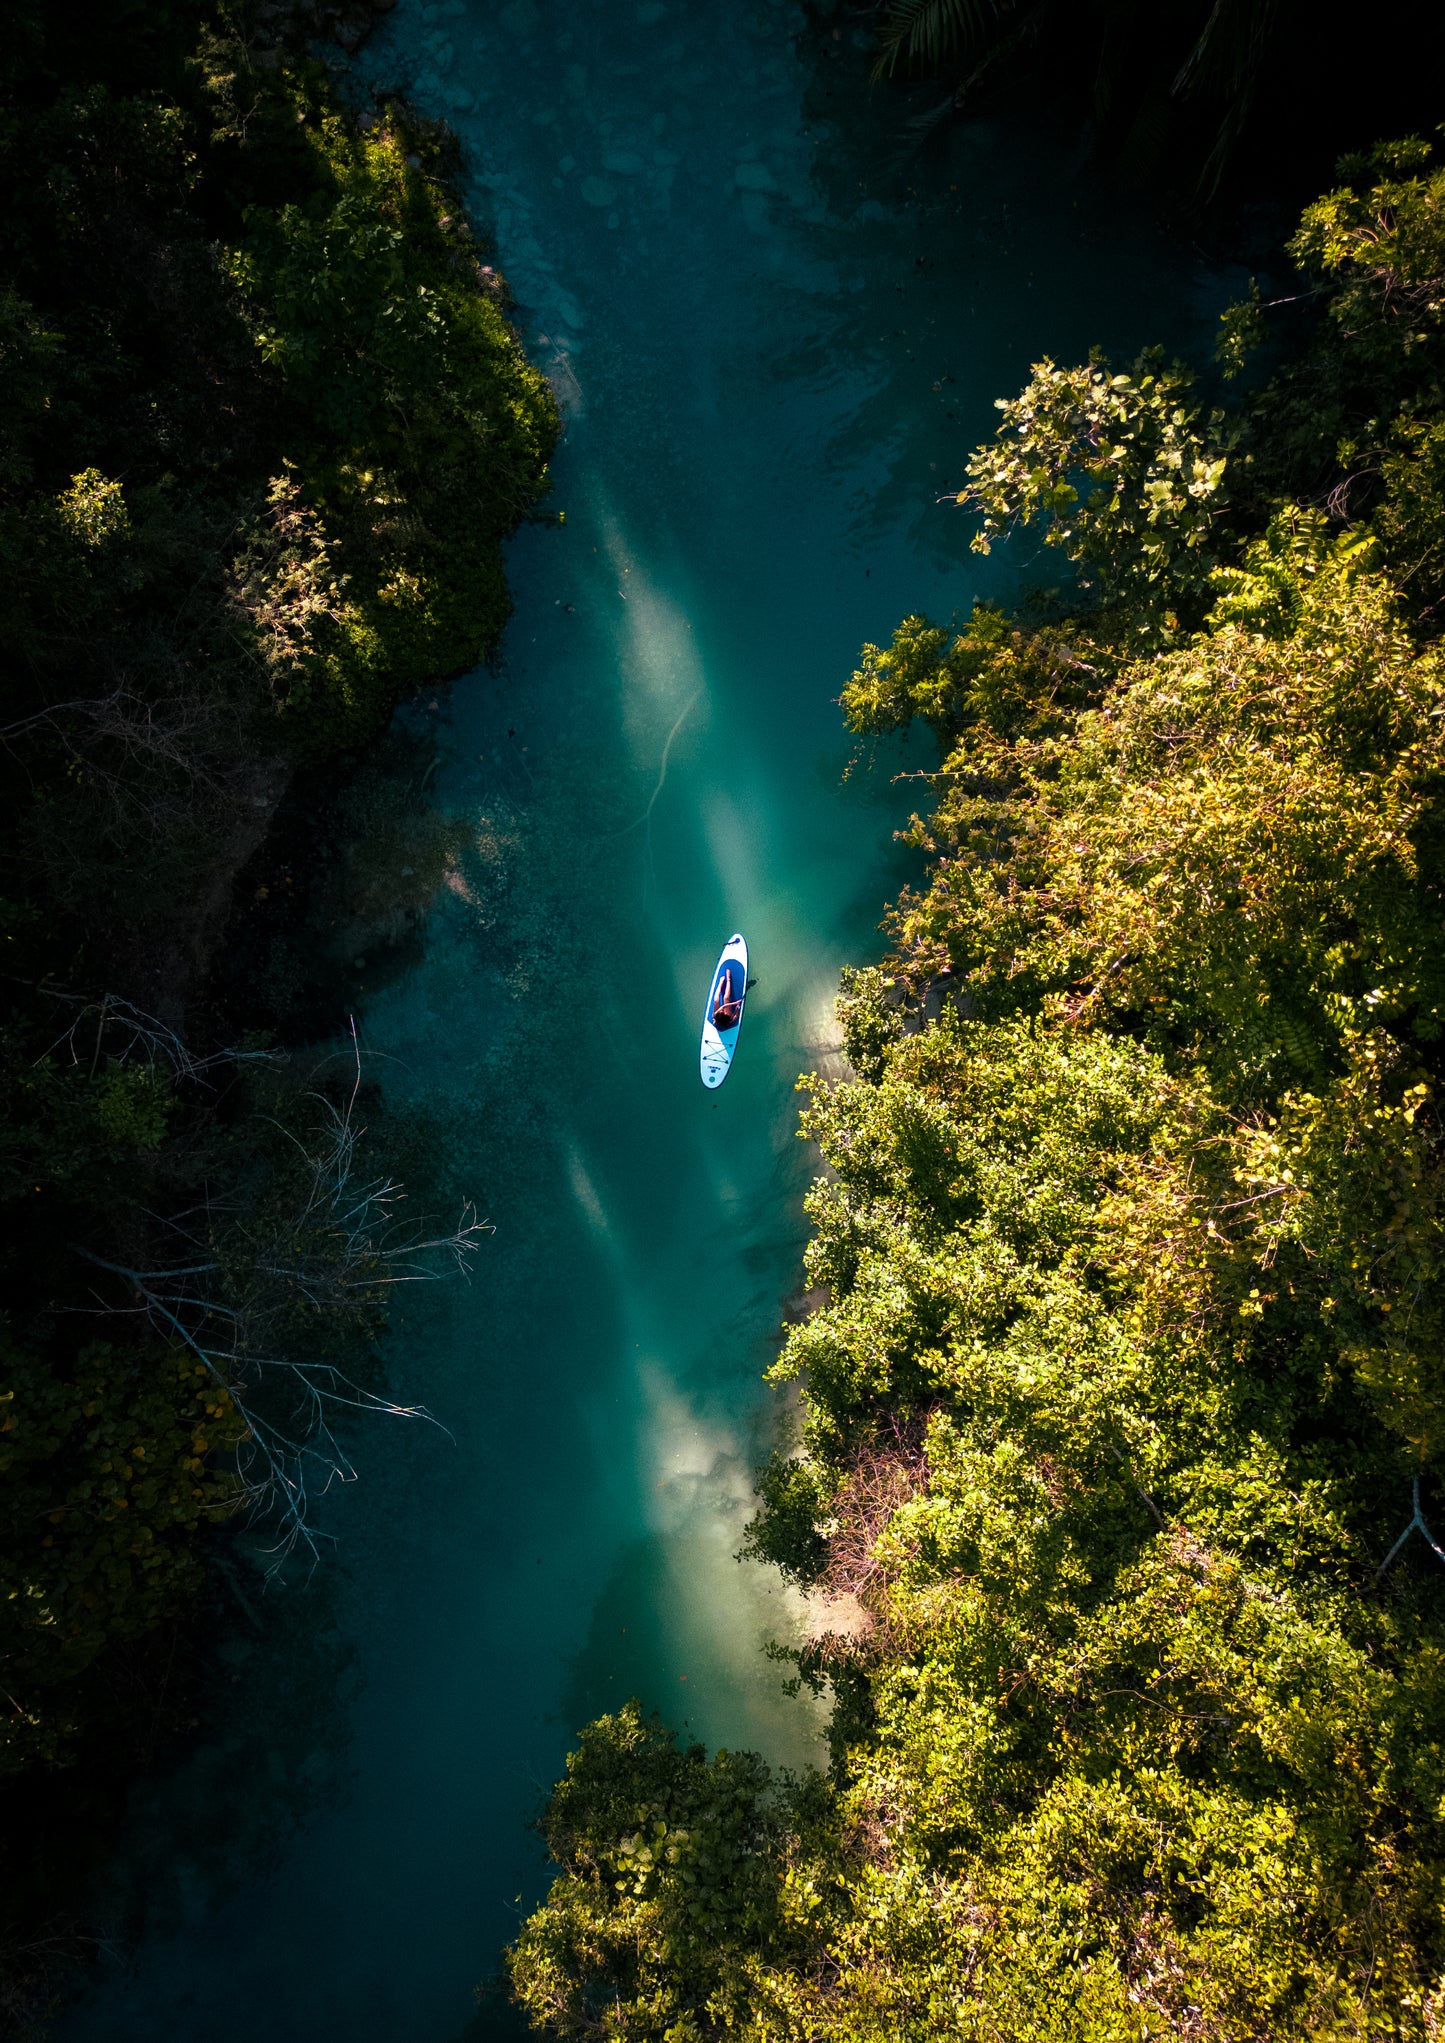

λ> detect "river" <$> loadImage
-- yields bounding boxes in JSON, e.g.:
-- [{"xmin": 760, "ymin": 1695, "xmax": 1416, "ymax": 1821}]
[{"xmin": 61, "ymin": 5, "xmax": 1211, "ymax": 2037}]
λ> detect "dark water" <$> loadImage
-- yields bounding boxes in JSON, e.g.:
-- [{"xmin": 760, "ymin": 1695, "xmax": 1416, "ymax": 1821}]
[{"xmin": 62, "ymin": 7, "xmax": 1216, "ymax": 2037}]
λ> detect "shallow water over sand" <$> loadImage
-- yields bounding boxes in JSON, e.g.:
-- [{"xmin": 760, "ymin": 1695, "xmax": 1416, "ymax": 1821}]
[{"xmin": 62, "ymin": 8, "xmax": 1212, "ymax": 2037}]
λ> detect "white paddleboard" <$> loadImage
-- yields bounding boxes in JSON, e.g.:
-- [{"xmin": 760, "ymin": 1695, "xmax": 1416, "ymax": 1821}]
[{"xmin": 700, "ymin": 933, "xmax": 748, "ymax": 1088}]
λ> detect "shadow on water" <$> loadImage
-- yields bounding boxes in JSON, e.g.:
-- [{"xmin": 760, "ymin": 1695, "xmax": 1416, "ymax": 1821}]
[
  {"xmin": 457, "ymin": 1982, "xmax": 538, "ymax": 2043},
  {"xmin": 215, "ymin": 725, "xmax": 470, "ymax": 1042},
  {"xmin": 41, "ymin": 1554, "xmax": 361, "ymax": 1987},
  {"xmin": 108, "ymin": 1566, "xmax": 362, "ymax": 1929},
  {"xmin": 555, "ymin": 1525, "xmax": 808, "ymax": 1752}
]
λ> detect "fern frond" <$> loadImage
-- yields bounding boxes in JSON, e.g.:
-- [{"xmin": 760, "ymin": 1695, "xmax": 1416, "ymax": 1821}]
[
  {"xmin": 1173, "ymin": 0, "xmax": 1278, "ymax": 97},
  {"xmin": 1171, "ymin": 0, "xmax": 1279, "ymax": 200},
  {"xmin": 872, "ymin": 0, "xmax": 1006, "ymax": 80}
]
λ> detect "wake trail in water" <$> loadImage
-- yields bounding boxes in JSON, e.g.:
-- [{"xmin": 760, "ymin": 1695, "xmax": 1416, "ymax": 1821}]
[
  {"xmin": 584, "ymin": 692, "xmax": 698, "ymax": 899},
  {"xmin": 639, "ymin": 693, "xmax": 699, "ymax": 903},
  {"xmin": 609, "ymin": 693, "xmax": 699, "ymax": 838}
]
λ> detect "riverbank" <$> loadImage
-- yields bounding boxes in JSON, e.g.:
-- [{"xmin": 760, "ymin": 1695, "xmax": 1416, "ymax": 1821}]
[
  {"xmin": 510, "ymin": 120, "xmax": 1445, "ymax": 2039},
  {"xmin": 0, "ymin": 0, "xmax": 552, "ymax": 2020}
]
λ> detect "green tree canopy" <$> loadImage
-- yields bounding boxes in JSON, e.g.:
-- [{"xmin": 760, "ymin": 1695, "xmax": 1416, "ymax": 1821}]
[{"xmin": 511, "ymin": 138, "xmax": 1445, "ymax": 2042}]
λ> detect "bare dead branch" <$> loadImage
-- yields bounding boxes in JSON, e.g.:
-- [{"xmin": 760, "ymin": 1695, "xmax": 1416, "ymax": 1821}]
[
  {"xmin": 69, "ymin": 1019, "xmax": 487, "ymax": 1568},
  {"xmin": 1375, "ymin": 1476, "xmax": 1445, "ymax": 1580}
]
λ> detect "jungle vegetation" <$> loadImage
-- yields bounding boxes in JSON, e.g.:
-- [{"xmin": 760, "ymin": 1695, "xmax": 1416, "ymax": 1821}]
[
  {"xmin": 508, "ymin": 138, "xmax": 1445, "ymax": 2039},
  {"xmin": 0, "ymin": 0, "xmax": 553, "ymax": 2006}
]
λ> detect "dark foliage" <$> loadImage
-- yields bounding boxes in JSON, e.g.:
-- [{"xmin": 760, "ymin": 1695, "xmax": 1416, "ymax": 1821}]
[
  {"xmin": 0, "ymin": 0, "xmax": 553, "ymax": 2019},
  {"xmin": 866, "ymin": 0, "xmax": 1445, "ymax": 215}
]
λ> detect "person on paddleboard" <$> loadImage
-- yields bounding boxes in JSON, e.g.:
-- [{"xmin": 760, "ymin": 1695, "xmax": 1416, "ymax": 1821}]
[{"xmin": 711, "ymin": 963, "xmax": 743, "ymax": 1030}]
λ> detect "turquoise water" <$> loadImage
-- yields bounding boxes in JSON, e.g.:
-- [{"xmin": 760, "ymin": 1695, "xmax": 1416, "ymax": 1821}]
[{"xmin": 62, "ymin": 8, "xmax": 1211, "ymax": 2038}]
